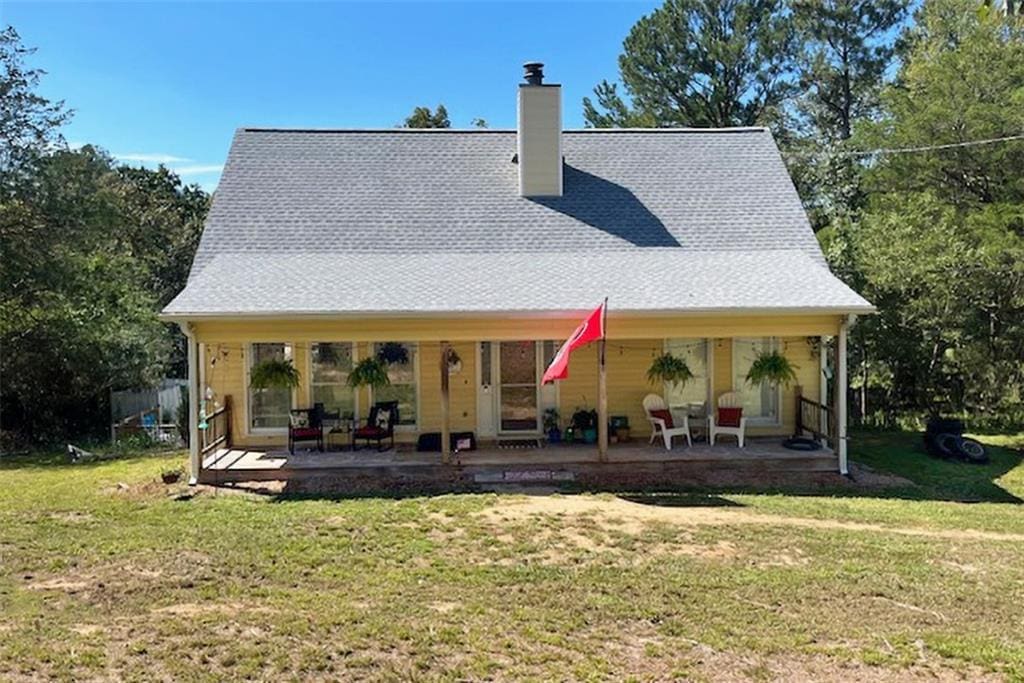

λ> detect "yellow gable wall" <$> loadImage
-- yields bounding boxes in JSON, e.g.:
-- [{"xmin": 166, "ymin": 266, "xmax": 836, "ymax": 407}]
[{"xmin": 194, "ymin": 315, "xmax": 836, "ymax": 447}]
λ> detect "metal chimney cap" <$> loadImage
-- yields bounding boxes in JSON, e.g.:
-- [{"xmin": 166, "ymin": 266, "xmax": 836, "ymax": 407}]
[{"xmin": 523, "ymin": 62, "xmax": 545, "ymax": 86}]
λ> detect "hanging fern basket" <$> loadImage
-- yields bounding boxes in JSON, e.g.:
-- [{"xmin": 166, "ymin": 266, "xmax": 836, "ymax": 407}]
[
  {"xmin": 646, "ymin": 354, "xmax": 694, "ymax": 388},
  {"xmin": 376, "ymin": 342, "xmax": 409, "ymax": 366},
  {"xmin": 746, "ymin": 351, "xmax": 798, "ymax": 387},
  {"xmin": 347, "ymin": 357, "xmax": 391, "ymax": 390},
  {"xmin": 249, "ymin": 358, "xmax": 300, "ymax": 390}
]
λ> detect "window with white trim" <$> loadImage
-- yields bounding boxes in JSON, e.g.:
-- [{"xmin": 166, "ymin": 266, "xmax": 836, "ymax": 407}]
[
  {"xmin": 733, "ymin": 337, "xmax": 782, "ymax": 425},
  {"xmin": 310, "ymin": 342, "xmax": 356, "ymax": 418},
  {"xmin": 372, "ymin": 342, "xmax": 418, "ymax": 427},
  {"xmin": 248, "ymin": 343, "xmax": 293, "ymax": 431},
  {"xmin": 664, "ymin": 339, "xmax": 708, "ymax": 411}
]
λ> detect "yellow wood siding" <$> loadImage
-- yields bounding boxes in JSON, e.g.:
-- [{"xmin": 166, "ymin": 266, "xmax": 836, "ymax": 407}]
[
  {"xmin": 193, "ymin": 316, "xmax": 835, "ymax": 447},
  {"xmin": 417, "ymin": 341, "xmax": 477, "ymax": 434}
]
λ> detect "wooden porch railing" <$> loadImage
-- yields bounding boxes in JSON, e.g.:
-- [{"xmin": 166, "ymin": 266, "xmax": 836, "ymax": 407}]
[
  {"xmin": 795, "ymin": 391, "xmax": 834, "ymax": 448},
  {"xmin": 200, "ymin": 395, "xmax": 232, "ymax": 457}
]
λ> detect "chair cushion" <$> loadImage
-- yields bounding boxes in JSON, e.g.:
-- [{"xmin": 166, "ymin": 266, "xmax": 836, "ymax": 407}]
[
  {"xmin": 374, "ymin": 408, "xmax": 393, "ymax": 430},
  {"xmin": 718, "ymin": 407, "xmax": 743, "ymax": 428},
  {"xmin": 649, "ymin": 409, "xmax": 674, "ymax": 429},
  {"xmin": 355, "ymin": 426, "xmax": 386, "ymax": 439},
  {"xmin": 289, "ymin": 411, "xmax": 309, "ymax": 428},
  {"xmin": 290, "ymin": 426, "xmax": 320, "ymax": 438}
]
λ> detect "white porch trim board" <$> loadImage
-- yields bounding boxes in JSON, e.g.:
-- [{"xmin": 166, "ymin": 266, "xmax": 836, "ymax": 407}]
[{"xmin": 181, "ymin": 323, "xmax": 201, "ymax": 485}]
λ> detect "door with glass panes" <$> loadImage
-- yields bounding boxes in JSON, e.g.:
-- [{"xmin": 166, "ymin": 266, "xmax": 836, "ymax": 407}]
[{"xmin": 497, "ymin": 341, "xmax": 541, "ymax": 434}]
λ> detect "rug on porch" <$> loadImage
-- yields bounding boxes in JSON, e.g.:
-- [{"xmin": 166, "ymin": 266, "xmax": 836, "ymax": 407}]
[{"xmin": 496, "ymin": 439, "xmax": 543, "ymax": 450}]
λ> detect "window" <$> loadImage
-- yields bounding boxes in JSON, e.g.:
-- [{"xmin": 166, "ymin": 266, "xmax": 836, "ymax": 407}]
[
  {"xmin": 733, "ymin": 337, "xmax": 782, "ymax": 425},
  {"xmin": 541, "ymin": 340, "xmax": 559, "ymax": 369},
  {"xmin": 248, "ymin": 343, "xmax": 292, "ymax": 431},
  {"xmin": 311, "ymin": 342, "xmax": 356, "ymax": 418},
  {"xmin": 664, "ymin": 339, "xmax": 708, "ymax": 412},
  {"xmin": 372, "ymin": 342, "xmax": 417, "ymax": 427}
]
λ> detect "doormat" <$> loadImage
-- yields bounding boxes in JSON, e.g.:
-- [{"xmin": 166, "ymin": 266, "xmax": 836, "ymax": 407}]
[{"xmin": 496, "ymin": 439, "xmax": 542, "ymax": 449}]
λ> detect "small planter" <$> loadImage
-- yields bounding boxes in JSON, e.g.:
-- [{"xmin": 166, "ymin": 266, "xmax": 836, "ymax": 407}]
[
  {"xmin": 547, "ymin": 427, "xmax": 562, "ymax": 444},
  {"xmin": 582, "ymin": 428, "xmax": 598, "ymax": 444},
  {"xmin": 615, "ymin": 427, "xmax": 631, "ymax": 443}
]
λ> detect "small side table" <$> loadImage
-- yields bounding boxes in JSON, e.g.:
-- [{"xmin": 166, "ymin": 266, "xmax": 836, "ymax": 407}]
[{"xmin": 324, "ymin": 420, "xmax": 353, "ymax": 451}]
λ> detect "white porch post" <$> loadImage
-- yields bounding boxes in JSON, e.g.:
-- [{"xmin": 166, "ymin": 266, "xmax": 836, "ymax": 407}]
[
  {"xmin": 180, "ymin": 323, "xmax": 201, "ymax": 485},
  {"xmin": 819, "ymin": 336, "xmax": 828, "ymax": 447},
  {"xmin": 837, "ymin": 320, "xmax": 849, "ymax": 475}
]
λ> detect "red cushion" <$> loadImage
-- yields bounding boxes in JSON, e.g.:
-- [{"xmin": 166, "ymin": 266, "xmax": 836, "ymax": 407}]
[
  {"xmin": 718, "ymin": 407, "xmax": 743, "ymax": 428},
  {"xmin": 290, "ymin": 427, "xmax": 321, "ymax": 438},
  {"xmin": 355, "ymin": 426, "xmax": 386, "ymax": 438},
  {"xmin": 650, "ymin": 409, "xmax": 674, "ymax": 429}
]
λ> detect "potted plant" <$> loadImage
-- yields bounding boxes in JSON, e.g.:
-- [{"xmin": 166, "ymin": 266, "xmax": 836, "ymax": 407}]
[
  {"xmin": 249, "ymin": 358, "xmax": 300, "ymax": 390},
  {"xmin": 610, "ymin": 415, "xmax": 630, "ymax": 443},
  {"xmin": 161, "ymin": 467, "xmax": 184, "ymax": 484},
  {"xmin": 647, "ymin": 354, "xmax": 693, "ymax": 388},
  {"xmin": 746, "ymin": 350, "xmax": 798, "ymax": 387},
  {"xmin": 543, "ymin": 408, "xmax": 561, "ymax": 443},
  {"xmin": 571, "ymin": 407, "xmax": 599, "ymax": 444},
  {"xmin": 347, "ymin": 357, "xmax": 391, "ymax": 390},
  {"xmin": 376, "ymin": 342, "xmax": 409, "ymax": 366}
]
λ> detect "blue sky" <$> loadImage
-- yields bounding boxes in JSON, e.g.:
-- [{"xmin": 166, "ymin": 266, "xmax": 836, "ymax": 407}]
[{"xmin": 3, "ymin": 1, "xmax": 659, "ymax": 191}]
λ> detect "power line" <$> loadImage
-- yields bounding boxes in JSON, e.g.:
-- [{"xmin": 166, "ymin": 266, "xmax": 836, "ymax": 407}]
[{"xmin": 785, "ymin": 133, "xmax": 1024, "ymax": 159}]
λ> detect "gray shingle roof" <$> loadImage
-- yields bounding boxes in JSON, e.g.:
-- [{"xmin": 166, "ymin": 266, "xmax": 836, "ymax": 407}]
[{"xmin": 163, "ymin": 128, "xmax": 873, "ymax": 317}]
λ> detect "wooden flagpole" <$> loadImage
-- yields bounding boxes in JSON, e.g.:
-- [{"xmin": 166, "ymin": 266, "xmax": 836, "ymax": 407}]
[
  {"xmin": 597, "ymin": 298, "xmax": 608, "ymax": 462},
  {"xmin": 440, "ymin": 341, "xmax": 451, "ymax": 465}
]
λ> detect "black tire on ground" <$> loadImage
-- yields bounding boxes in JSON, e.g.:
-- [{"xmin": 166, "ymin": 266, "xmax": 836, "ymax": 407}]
[
  {"xmin": 955, "ymin": 437, "xmax": 989, "ymax": 464},
  {"xmin": 933, "ymin": 433, "xmax": 961, "ymax": 460}
]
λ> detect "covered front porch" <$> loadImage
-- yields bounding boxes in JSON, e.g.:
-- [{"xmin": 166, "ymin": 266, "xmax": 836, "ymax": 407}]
[
  {"xmin": 197, "ymin": 438, "xmax": 838, "ymax": 488},
  {"xmin": 179, "ymin": 312, "xmax": 853, "ymax": 487}
]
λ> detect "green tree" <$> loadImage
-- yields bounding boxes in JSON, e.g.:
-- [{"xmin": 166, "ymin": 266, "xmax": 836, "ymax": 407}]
[
  {"xmin": 846, "ymin": 0, "xmax": 1024, "ymax": 424},
  {"xmin": 794, "ymin": 0, "xmax": 909, "ymax": 142},
  {"xmin": 0, "ymin": 30, "xmax": 210, "ymax": 441},
  {"xmin": 403, "ymin": 104, "xmax": 450, "ymax": 128},
  {"xmin": 0, "ymin": 26, "xmax": 72, "ymax": 185},
  {"xmin": 1, "ymin": 148, "xmax": 171, "ymax": 439},
  {"xmin": 583, "ymin": 0, "xmax": 796, "ymax": 128},
  {"xmin": 785, "ymin": 1, "xmax": 908, "ymax": 233}
]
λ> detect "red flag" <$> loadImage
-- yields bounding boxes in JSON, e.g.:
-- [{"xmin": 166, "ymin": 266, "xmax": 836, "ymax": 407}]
[{"xmin": 542, "ymin": 301, "xmax": 607, "ymax": 384}]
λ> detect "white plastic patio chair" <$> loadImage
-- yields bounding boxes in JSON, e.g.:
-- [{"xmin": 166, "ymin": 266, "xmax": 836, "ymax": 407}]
[
  {"xmin": 709, "ymin": 391, "xmax": 747, "ymax": 448},
  {"xmin": 642, "ymin": 394, "xmax": 692, "ymax": 449}
]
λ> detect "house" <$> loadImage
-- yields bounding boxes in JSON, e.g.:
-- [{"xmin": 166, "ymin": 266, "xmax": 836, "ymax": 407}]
[{"xmin": 162, "ymin": 62, "xmax": 873, "ymax": 486}]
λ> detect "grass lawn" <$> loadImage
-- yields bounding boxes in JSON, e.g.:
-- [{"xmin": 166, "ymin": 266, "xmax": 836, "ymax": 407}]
[{"xmin": 1, "ymin": 431, "xmax": 1022, "ymax": 681}]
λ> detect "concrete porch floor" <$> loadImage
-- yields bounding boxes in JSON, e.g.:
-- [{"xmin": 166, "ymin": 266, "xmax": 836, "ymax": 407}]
[{"xmin": 200, "ymin": 438, "xmax": 837, "ymax": 486}]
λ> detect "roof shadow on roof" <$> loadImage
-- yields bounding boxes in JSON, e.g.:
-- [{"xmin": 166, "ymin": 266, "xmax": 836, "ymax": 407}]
[{"xmin": 529, "ymin": 164, "xmax": 680, "ymax": 248}]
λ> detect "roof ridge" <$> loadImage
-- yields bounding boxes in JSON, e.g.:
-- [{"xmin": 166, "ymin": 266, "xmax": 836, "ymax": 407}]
[{"xmin": 239, "ymin": 126, "xmax": 769, "ymax": 135}]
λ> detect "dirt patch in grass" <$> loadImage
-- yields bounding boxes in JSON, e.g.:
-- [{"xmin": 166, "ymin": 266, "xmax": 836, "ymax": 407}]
[
  {"xmin": 690, "ymin": 648, "xmax": 1002, "ymax": 682},
  {"xmin": 482, "ymin": 495, "xmax": 1024, "ymax": 543},
  {"xmin": 152, "ymin": 602, "xmax": 274, "ymax": 617},
  {"xmin": 25, "ymin": 576, "xmax": 93, "ymax": 592},
  {"xmin": 24, "ymin": 563, "xmax": 166, "ymax": 595},
  {"xmin": 47, "ymin": 511, "xmax": 95, "ymax": 524}
]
